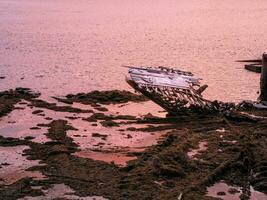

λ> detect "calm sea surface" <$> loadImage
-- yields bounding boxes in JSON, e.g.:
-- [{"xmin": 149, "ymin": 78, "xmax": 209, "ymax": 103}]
[{"xmin": 1, "ymin": 0, "xmax": 267, "ymax": 102}]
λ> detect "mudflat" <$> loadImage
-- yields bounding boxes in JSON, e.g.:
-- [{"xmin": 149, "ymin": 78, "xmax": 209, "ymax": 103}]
[{"xmin": 0, "ymin": 88, "xmax": 266, "ymax": 200}]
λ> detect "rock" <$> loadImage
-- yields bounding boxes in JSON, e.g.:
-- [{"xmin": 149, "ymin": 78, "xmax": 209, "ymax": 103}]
[
  {"xmin": 100, "ymin": 120, "xmax": 119, "ymax": 127},
  {"xmin": 92, "ymin": 133, "xmax": 108, "ymax": 140},
  {"xmin": 1, "ymin": 162, "xmax": 10, "ymax": 166},
  {"xmin": 65, "ymin": 116, "xmax": 80, "ymax": 120},
  {"xmin": 126, "ymin": 127, "xmax": 137, "ymax": 131},
  {"xmin": 45, "ymin": 117, "xmax": 52, "ymax": 120},
  {"xmin": 24, "ymin": 136, "xmax": 35, "ymax": 141},
  {"xmin": 32, "ymin": 110, "xmax": 44, "ymax": 115},
  {"xmin": 84, "ymin": 113, "xmax": 113, "ymax": 122},
  {"xmin": 73, "ymin": 135, "xmax": 81, "ymax": 137},
  {"xmin": 217, "ymin": 191, "xmax": 226, "ymax": 196},
  {"xmin": 228, "ymin": 187, "xmax": 240, "ymax": 194},
  {"xmin": 30, "ymin": 127, "xmax": 41, "ymax": 130},
  {"xmin": 94, "ymin": 106, "xmax": 109, "ymax": 112},
  {"xmin": 144, "ymin": 113, "xmax": 158, "ymax": 119}
]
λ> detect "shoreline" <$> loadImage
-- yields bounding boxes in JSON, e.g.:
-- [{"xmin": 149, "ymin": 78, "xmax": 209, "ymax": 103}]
[{"xmin": 0, "ymin": 88, "xmax": 266, "ymax": 199}]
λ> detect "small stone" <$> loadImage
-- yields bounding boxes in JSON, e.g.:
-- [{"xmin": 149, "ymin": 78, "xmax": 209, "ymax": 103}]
[
  {"xmin": 24, "ymin": 136, "xmax": 35, "ymax": 140},
  {"xmin": 100, "ymin": 120, "xmax": 119, "ymax": 127},
  {"xmin": 65, "ymin": 116, "xmax": 80, "ymax": 120},
  {"xmin": 126, "ymin": 127, "xmax": 137, "ymax": 131},
  {"xmin": 95, "ymin": 107, "xmax": 108, "ymax": 112},
  {"xmin": 45, "ymin": 117, "xmax": 52, "ymax": 120},
  {"xmin": 1, "ymin": 162, "xmax": 10, "ymax": 166},
  {"xmin": 32, "ymin": 110, "xmax": 43, "ymax": 115},
  {"xmin": 73, "ymin": 135, "xmax": 81, "ymax": 137},
  {"xmin": 217, "ymin": 191, "xmax": 226, "ymax": 196},
  {"xmin": 30, "ymin": 127, "xmax": 41, "ymax": 130},
  {"xmin": 228, "ymin": 188, "xmax": 240, "ymax": 194},
  {"xmin": 92, "ymin": 133, "xmax": 108, "ymax": 140}
]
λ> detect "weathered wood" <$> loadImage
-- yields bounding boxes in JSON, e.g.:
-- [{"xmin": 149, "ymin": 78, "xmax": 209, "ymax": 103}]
[
  {"xmin": 237, "ymin": 59, "xmax": 262, "ymax": 63},
  {"xmin": 126, "ymin": 66, "xmax": 214, "ymax": 112},
  {"xmin": 244, "ymin": 64, "xmax": 262, "ymax": 73},
  {"xmin": 259, "ymin": 53, "xmax": 267, "ymax": 101}
]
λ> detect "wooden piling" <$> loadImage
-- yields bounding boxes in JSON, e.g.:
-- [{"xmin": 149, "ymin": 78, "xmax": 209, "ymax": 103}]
[{"xmin": 259, "ymin": 53, "xmax": 267, "ymax": 101}]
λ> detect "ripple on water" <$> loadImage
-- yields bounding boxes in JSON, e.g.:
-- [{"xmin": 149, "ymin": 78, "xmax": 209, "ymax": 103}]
[
  {"xmin": 0, "ymin": 102, "xmax": 50, "ymax": 143},
  {"xmin": 62, "ymin": 101, "xmax": 171, "ymax": 166},
  {"xmin": 68, "ymin": 116, "xmax": 170, "ymax": 166},
  {"xmin": 0, "ymin": 98, "xmax": 171, "ymax": 166},
  {"xmin": 0, "ymin": 0, "xmax": 265, "ymax": 102}
]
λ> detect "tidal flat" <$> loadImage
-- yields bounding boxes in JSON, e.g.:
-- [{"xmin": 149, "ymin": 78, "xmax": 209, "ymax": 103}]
[{"xmin": 0, "ymin": 88, "xmax": 266, "ymax": 200}]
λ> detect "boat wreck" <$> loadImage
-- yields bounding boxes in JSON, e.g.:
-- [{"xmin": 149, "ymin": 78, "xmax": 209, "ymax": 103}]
[
  {"xmin": 126, "ymin": 53, "xmax": 267, "ymax": 114},
  {"xmin": 125, "ymin": 66, "xmax": 214, "ymax": 113}
]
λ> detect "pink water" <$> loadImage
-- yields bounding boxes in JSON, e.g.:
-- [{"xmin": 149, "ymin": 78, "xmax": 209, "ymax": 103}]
[{"xmin": 1, "ymin": 0, "xmax": 267, "ymax": 101}]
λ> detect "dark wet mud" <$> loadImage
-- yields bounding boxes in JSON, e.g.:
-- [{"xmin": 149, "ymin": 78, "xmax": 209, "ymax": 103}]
[
  {"xmin": 0, "ymin": 88, "xmax": 266, "ymax": 200},
  {"xmin": 55, "ymin": 90, "xmax": 148, "ymax": 106},
  {"xmin": 0, "ymin": 88, "xmax": 38, "ymax": 118}
]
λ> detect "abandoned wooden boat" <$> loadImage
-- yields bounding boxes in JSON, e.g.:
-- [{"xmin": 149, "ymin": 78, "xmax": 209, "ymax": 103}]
[{"xmin": 125, "ymin": 66, "xmax": 214, "ymax": 113}]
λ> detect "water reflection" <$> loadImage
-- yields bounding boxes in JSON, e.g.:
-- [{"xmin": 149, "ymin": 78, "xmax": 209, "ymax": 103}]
[
  {"xmin": 0, "ymin": 146, "xmax": 45, "ymax": 185},
  {"xmin": 1, "ymin": 0, "xmax": 266, "ymax": 102}
]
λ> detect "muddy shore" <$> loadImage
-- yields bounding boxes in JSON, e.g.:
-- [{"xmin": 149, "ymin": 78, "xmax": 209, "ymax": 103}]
[{"xmin": 0, "ymin": 88, "xmax": 266, "ymax": 200}]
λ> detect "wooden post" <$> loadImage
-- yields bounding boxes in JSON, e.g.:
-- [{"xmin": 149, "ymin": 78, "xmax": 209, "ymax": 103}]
[{"xmin": 259, "ymin": 53, "xmax": 267, "ymax": 101}]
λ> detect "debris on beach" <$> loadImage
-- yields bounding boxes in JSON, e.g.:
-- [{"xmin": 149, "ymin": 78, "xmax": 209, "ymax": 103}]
[
  {"xmin": 125, "ymin": 66, "xmax": 215, "ymax": 113},
  {"xmin": 125, "ymin": 66, "xmax": 242, "ymax": 114},
  {"xmin": 126, "ymin": 53, "xmax": 267, "ymax": 115}
]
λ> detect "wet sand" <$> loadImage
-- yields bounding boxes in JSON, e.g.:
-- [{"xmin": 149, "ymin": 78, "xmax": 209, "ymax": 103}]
[{"xmin": 0, "ymin": 88, "xmax": 266, "ymax": 200}]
